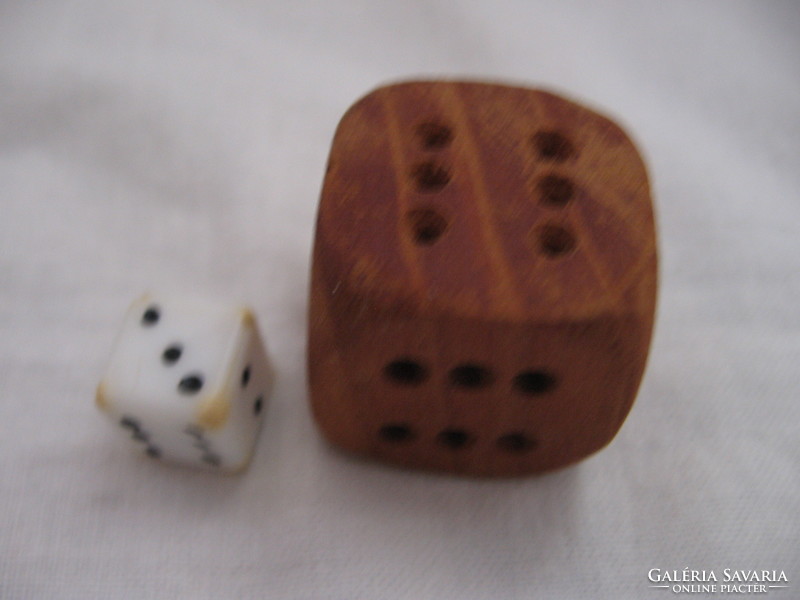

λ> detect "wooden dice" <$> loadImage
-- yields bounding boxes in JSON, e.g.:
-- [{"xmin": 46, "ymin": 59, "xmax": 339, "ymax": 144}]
[{"xmin": 308, "ymin": 80, "xmax": 657, "ymax": 476}]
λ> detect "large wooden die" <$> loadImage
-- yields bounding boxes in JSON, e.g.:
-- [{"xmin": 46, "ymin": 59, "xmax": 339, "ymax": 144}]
[{"xmin": 308, "ymin": 80, "xmax": 657, "ymax": 476}]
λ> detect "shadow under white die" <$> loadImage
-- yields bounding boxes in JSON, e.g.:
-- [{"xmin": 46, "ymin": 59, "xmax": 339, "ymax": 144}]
[{"xmin": 96, "ymin": 292, "xmax": 274, "ymax": 473}]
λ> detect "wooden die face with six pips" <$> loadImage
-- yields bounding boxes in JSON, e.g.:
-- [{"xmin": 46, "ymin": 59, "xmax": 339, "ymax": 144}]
[{"xmin": 308, "ymin": 81, "xmax": 657, "ymax": 477}]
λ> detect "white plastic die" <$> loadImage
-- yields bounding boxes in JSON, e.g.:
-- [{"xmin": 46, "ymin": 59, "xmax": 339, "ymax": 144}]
[{"xmin": 96, "ymin": 293, "xmax": 273, "ymax": 472}]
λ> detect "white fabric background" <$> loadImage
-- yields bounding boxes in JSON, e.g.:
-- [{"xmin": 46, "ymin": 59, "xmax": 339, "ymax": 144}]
[{"xmin": 1, "ymin": 1, "xmax": 798, "ymax": 598}]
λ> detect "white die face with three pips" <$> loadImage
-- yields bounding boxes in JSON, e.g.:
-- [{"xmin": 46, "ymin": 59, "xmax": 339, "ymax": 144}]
[{"xmin": 96, "ymin": 293, "xmax": 273, "ymax": 472}]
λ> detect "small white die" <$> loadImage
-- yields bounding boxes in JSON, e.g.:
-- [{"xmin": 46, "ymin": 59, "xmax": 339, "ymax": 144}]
[{"xmin": 96, "ymin": 293, "xmax": 273, "ymax": 472}]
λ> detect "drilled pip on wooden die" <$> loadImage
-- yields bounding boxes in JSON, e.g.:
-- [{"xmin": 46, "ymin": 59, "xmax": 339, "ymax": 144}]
[{"xmin": 308, "ymin": 80, "xmax": 657, "ymax": 477}]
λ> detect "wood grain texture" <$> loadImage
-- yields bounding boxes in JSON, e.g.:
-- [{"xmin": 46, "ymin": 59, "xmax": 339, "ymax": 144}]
[{"xmin": 308, "ymin": 80, "xmax": 657, "ymax": 476}]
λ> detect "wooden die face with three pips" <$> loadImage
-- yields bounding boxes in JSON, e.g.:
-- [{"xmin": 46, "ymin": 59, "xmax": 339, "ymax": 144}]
[{"xmin": 308, "ymin": 80, "xmax": 657, "ymax": 477}]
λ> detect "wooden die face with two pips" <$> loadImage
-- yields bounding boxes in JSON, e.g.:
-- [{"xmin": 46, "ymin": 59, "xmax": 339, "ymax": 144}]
[{"xmin": 308, "ymin": 81, "xmax": 657, "ymax": 477}]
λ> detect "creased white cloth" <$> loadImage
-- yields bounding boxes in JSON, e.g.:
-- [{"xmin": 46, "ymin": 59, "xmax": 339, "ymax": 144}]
[{"xmin": 1, "ymin": 1, "xmax": 798, "ymax": 598}]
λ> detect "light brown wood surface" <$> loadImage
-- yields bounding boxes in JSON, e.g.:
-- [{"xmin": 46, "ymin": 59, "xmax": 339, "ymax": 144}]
[{"xmin": 308, "ymin": 80, "xmax": 657, "ymax": 476}]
